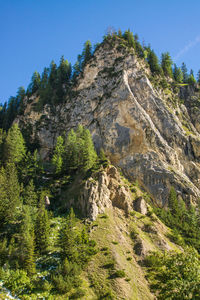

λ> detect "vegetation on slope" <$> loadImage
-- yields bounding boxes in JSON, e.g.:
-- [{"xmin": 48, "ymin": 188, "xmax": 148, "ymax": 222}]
[{"xmin": 0, "ymin": 29, "xmax": 200, "ymax": 299}]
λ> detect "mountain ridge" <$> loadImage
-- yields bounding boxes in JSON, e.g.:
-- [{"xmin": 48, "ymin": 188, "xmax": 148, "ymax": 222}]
[{"xmin": 15, "ymin": 35, "xmax": 200, "ymax": 207}]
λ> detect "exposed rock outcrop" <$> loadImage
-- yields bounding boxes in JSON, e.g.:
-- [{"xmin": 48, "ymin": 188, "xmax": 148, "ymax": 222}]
[
  {"xmin": 133, "ymin": 197, "xmax": 148, "ymax": 215},
  {"xmin": 16, "ymin": 38, "xmax": 200, "ymax": 206},
  {"xmin": 74, "ymin": 166, "xmax": 133, "ymax": 220}
]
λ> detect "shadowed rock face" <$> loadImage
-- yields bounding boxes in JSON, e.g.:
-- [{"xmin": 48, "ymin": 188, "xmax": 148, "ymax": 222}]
[{"xmin": 16, "ymin": 40, "xmax": 200, "ymax": 206}]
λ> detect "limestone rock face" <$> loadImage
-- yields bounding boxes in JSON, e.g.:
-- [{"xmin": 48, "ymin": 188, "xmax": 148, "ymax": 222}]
[
  {"xmin": 77, "ymin": 166, "xmax": 132, "ymax": 220},
  {"xmin": 17, "ymin": 39, "xmax": 200, "ymax": 205},
  {"xmin": 133, "ymin": 197, "xmax": 148, "ymax": 215}
]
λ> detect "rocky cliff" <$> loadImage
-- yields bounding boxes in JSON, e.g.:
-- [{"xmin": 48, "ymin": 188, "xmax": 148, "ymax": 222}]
[{"xmin": 16, "ymin": 37, "xmax": 200, "ymax": 206}]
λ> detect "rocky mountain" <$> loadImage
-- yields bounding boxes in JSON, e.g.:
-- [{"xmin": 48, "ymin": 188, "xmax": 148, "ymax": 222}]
[
  {"xmin": 2, "ymin": 32, "xmax": 200, "ymax": 299},
  {"xmin": 16, "ymin": 35, "xmax": 200, "ymax": 207}
]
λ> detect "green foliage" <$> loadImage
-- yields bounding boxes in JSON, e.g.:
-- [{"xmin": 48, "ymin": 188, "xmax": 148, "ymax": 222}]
[
  {"xmin": 98, "ymin": 148, "xmax": 109, "ymax": 168},
  {"xmin": 35, "ymin": 203, "xmax": 50, "ymax": 255},
  {"xmin": 3, "ymin": 269, "xmax": 32, "ymax": 296},
  {"xmin": 59, "ymin": 208, "xmax": 97, "ymax": 265},
  {"xmin": 52, "ymin": 136, "xmax": 65, "ymax": 174},
  {"xmin": 123, "ymin": 30, "xmax": 135, "ymax": 48},
  {"xmin": 0, "ymin": 163, "xmax": 20, "ymax": 224},
  {"xmin": 187, "ymin": 69, "xmax": 196, "ymax": 85},
  {"xmin": 4, "ymin": 123, "xmax": 26, "ymax": 164},
  {"xmin": 154, "ymin": 187, "xmax": 200, "ymax": 251},
  {"xmin": 110, "ymin": 269, "xmax": 126, "ymax": 278},
  {"xmin": 161, "ymin": 52, "xmax": 173, "ymax": 77},
  {"xmin": 147, "ymin": 49, "xmax": 162, "ymax": 75},
  {"xmin": 50, "ymin": 208, "xmax": 97, "ymax": 296},
  {"xmin": 181, "ymin": 62, "xmax": 188, "ymax": 83},
  {"xmin": 145, "ymin": 248, "xmax": 200, "ymax": 300},
  {"xmin": 18, "ymin": 206, "xmax": 36, "ymax": 275},
  {"xmin": 20, "ymin": 149, "xmax": 43, "ymax": 186},
  {"xmin": 23, "ymin": 180, "xmax": 38, "ymax": 206},
  {"xmin": 82, "ymin": 40, "xmax": 92, "ymax": 68},
  {"xmin": 27, "ymin": 71, "xmax": 41, "ymax": 95},
  {"xmin": 64, "ymin": 125, "xmax": 97, "ymax": 173},
  {"xmin": 52, "ymin": 258, "xmax": 82, "ymax": 294},
  {"xmin": 173, "ymin": 64, "xmax": 183, "ymax": 83}
]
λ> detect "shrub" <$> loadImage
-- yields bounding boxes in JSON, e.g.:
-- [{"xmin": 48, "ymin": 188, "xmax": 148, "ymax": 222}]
[{"xmin": 110, "ymin": 269, "xmax": 126, "ymax": 278}]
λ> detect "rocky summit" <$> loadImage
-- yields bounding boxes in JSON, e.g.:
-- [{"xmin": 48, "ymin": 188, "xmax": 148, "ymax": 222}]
[{"xmin": 16, "ymin": 36, "xmax": 200, "ymax": 207}]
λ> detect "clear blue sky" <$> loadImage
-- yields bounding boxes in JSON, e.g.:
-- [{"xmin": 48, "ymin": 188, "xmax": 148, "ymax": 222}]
[{"xmin": 1, "ymin": 0, "xmax": 200, "ymax": 103}]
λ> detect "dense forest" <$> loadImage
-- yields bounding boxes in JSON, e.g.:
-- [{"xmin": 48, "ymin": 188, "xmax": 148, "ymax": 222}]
[{"xmin": 1, "ymin": 30, "xmax": 200, "ymax": 299}]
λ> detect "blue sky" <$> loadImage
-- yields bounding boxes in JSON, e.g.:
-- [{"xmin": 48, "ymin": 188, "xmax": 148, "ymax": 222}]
[{"xmin": 1, "ymin": 0, "xmax": 200, "ymax": 103}]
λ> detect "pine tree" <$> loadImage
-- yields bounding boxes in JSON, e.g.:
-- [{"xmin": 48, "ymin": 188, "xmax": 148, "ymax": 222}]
[
  {"xmin": 18, "ymin": 206, "xmax": 36, "ymax": 275},
  {"xmin": 161, "ymin": 52, "xmax": 173, "ymax": 78},
  {"xmin": 17, "ymin": 87, "xmax": 26, "ymax": 115},
  {"xmin": 123, "ymin": 30, "xmax": 135, "ymax": 48},
  {"xmin": 173, "ymin": 64, "xmax": 183, "ymax": 83},
  {"xmin": 147, "ymin": 49, "xmax": 162, "ymax": 75},
  {"xmin": 181, "ymin": 62, "xmax": 188, "ymax": 82},
  {"xmin": 60, "ymin": 208, "xmax": 77, "ymax": 260},
  {"xmin": 49, "ymin": 61, "xmax": 57, "ymax": 89},
  {"xmin": 52, "ymin": 136, "xmax": 65, "ymax": 174},
  {"xmin": 35, "ymin": 198, "xmax": 50, "ymax": 254},
  {"xmin": 72, "ymin": 54, "xmax": 83, "ymax": 82},
  {"xmin": 27, "ymin": 71, "xmax": 41, "ymax": 94},
  {"xmin": 4, "ymin": 124, "xmax": 26, "ymax": 164},
  {"xmin": 0, "ymin": 163, "xmax": 20, "ymax": 224},
  {"xmin": 134, "ymin": 35, "xmax": 144, "ymax": 58},
  {"xmin": 64, "ymin": 125, "xmax": 97, "ymax": 173},
  {"xmin": 57, "ymin": 56, "xmax": 72, "ymax": 84},
  {"xmin": 64, "ymin": 129, "xmax": 78, "ymax": 172},
  {"xmin": 23, "ymin": 179, "xmax": 38, "ymax": 206},
  {"xmin": 82, "ymin": 41, "xmax": 92, "ymax": 68},
  {"xmin": 20, "ymin": 149, "xmax": 43, "ymax": 185},
  {"xmin": 187, "ymin": 69, "xmax": 196, "ymax": 85},
  {"xmin": 0, "ymin": 128, "xmax": 6, "ymax": 162}
]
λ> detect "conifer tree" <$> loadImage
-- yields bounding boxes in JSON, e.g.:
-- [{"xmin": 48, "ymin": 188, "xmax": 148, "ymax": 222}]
[
  {"xmin": 181, "ymin": 62, "xmax": 188, "ymax": 82},
  {"xmin": 72, "ymin": 54, "xmax": 83, "ymax": 82},
  {"xmin": 147, "ymin": 49, "xmax": 161, "ymax": 74},
  {"xmin": 4, "ymin": 124, "xmax": 26, "ymax": 164},
  {"xmin": 0, "ymin": 163, "xmax": 20, "ymax": 224},
  {"xmin": 187, "ymin": 69, "xmax": 196, "ymax": 85},
  {"xmin": 168, "ymin": 187, "xmax": 178, "ymax": 216},
  {"xmin": 58, "ymin": 56, "xmax": 72, "ymax": 84},
  {"xmin": 82, "ymin": 40, "xmax": 92, "ymax": 68},
  {"xmin": 173, "ymin": 64, "xmax": 183, "ymax": 83},
  {"xmin": 123, "ymin": 30, "xmax": 135, "ymax": 48},
  {"xmin": 27, "ymin": 71, "xmax": 41, "ymax": 94},
  {"xmin": 0, "ymin": 128, "xmax": 6, "ymax": 162},
  {"xmin": 17, "ymin": 87, "xmax": 26, "ymax": 115},
  {"xmin": 35, "ymin": 197, "xmax": 50, "ymax": 254},
  {"xmin": 20, "ymin": 149, "xmax": 43, "ymax": 186},
  {"xmin": 18, "ymin": 206, "xmax": 35, "ymax": 275},
  {"xmin": 60, "ymin": 208, "xmax": 77, "ymax": 260},
  {"xmin": 65, "ymin": 129, "xmax": 78, "ymax": 172},
  {"xmin": 52, "ymin": 136, "xmax": 65, "ymax": 174},
  {"xmin": 49, "ymin": 61, "xmax": 57, "ymax": 89},
  {"xmin": 161, "ymin": 52, "xmax": 173, "ymax": 77},
  {"xmin": 23, "ymin": 179, "xmax": 38, "ymax": 206},
  {"xmin": 64, "ymin": 125, "xmax": 97, "ymax": 173}
]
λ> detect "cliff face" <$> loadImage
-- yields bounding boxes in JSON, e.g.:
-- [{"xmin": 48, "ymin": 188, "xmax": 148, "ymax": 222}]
[{"xmin": 16, "ymin": 39, "xmax": 200, "ymax": 206}]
